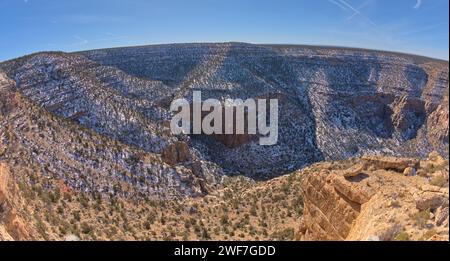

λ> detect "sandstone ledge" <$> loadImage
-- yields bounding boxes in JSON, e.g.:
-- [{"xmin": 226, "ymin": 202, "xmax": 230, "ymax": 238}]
[{"xmin": 298, "ymin": 154, "xmax": 449, "ymax": 241}]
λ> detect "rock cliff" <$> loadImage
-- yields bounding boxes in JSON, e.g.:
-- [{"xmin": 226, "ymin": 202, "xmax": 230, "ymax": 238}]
[
  {"xmin": 1, "ymin": 43, "xmax": 448, "ymax": 182},
  {"xmin": 0, "ymin": 44, "xmax": 448, "ymax": 241},
  {"xmin": 299, "ymin": 153, "xmax": 449, "ymax": 241}
]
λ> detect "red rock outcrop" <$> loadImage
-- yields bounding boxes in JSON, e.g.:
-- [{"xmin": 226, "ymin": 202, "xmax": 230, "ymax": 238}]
[
  {"xmin": 299, "ymin": 154, "xmax": 449, "ymax": 241},
  {"xmin": 161, "ymin": 141, "xmax": 192, "ymax": 165},
  {"xmin": 0, "ymin": 163, "xmax": 31, "ymax": 240}
]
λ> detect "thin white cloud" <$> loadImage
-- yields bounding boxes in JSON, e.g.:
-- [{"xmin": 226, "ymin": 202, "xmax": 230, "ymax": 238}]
[
  {"xmin": 414, "ymin": 0, "xmax": 422, "ymax": 9},
  {"xmin": 58, "ymin": 14, "xmax": 126, "ymax": 24},
  {"xmin": 398, "ymin": 23, "xmax": 442, "ymax": 36},
  {"xmin": 69, "ymin": 33, "xmax": 128, "ymax": 47},
  {"xmin": 72, "ymin": 35, "xmax": 89, "ymax": 46},
  {"xmin": 338, "ymin": 0, "xmax": 377, "ymax": 26},
  {"xmin": 347, "ymin": 0, "xmax": 373, "ymax": 20},
  {"xmin": 329, "ymin": 0, "xmax": 377, "ymax": 27},
  {"xmin": 329, "ymin": 0, "xmax": 348, "ymax": 11}
]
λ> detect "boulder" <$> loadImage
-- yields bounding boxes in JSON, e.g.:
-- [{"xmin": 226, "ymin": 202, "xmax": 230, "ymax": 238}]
[
  {"xmin": 298, "ymin": 156, "xmax": 449, "ymax": 241},
  {"xmin": 161, "ymin": 141, "xmax": 191, "ymax": 165}
]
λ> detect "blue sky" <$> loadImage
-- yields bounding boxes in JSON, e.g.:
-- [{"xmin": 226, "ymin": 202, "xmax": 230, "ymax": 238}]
[{"xmin": 0, "ymin": 0, "xmax": 448, "ymax": 61}]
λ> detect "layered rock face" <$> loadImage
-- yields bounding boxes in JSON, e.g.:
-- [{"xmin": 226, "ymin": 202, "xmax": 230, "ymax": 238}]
[
  {"xmin": 1, "ymin": 44, "xmax": 448, "ymax": 241},
  {"xmin": 299, "ymin": 154, "xmax": 449, "ymax": 241},
  {"xmin": 0, "ymin": 73, "xmax": 209, "ymax": 200},
  {"xmin": 0, "ymin": 163, "xmax": 31, "ymax": 241},
  {"xmin": 1, "ymin": 43, "xmax": 448, "ymax": 182}
]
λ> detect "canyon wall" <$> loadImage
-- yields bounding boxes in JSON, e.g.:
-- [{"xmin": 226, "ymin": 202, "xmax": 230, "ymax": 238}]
[{"xmin": 299, "ymin": 153, "xmax": 449, "ymax": 241}]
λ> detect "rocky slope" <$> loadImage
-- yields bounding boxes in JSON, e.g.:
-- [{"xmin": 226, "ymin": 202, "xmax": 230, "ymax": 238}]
[
  {"xmin": 0, "ymin": 162, "xmax": 31, "ymax": 240},
  {"xmin": 298, "ymin": 153, "xmax": 449, "ymax": 241},
  {"xmin": 0, "ymin": 43, "xmax": 448, "ymax": 241},
  {"xmin": 1, "ymin": 72, "xmax": 212, "ymax": 201},
  {"xmin": 1, "ymin": 152, "xmax": 447, "ymax": 241},
  {"xmin": 1, "ymin": 43, "xmax": 448, "ymax": 183}
]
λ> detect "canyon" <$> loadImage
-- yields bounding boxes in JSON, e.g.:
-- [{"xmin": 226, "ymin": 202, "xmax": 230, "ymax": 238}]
[{"xmin": 0, "ymin": 43, "xmax": 448, "ymax": 241}]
